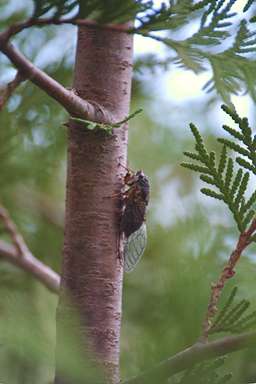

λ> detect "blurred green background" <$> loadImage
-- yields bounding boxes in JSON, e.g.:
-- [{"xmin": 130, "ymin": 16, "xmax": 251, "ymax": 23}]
[{"xmin": 1, "ymin": 1, "xmax": 256, "ymax": 383}]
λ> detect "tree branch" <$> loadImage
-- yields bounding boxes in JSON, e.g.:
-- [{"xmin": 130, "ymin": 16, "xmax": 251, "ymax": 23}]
[
  {"xmin": 1, "ymin": 17, "xmax": 129, "ymax": 41},
  {"xmin": 0, "ymin": 240, "xmax": 60, "ymax": 293},
  {"xmin": 0, "ymin": 206, "xmax": 60, "ymax": 293},
  {"xmin": 0, "ymin": 71, "xmax": 25, "ymax": 110},
  {"xmin": 0, "ymin": 205, "xmax": 30, "ymax": 255},
  {"xmin": 0, "ymin": 39, "xmax": 114, "ymax": 123},
  {"xmin": 124, "ymin": 331, "xmax": 256, "ymax": 384}
]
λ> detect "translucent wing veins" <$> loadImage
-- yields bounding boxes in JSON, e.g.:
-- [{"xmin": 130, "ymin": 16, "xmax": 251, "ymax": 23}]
[{"xmin": 124, "ymin": 223, "xmax": 147, "ymax": 273}]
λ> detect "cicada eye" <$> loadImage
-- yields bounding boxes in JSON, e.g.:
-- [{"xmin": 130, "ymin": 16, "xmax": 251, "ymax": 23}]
[
  {"xmin": 125, "ymin": 171, "xmax": 137, "ymax": 186},
  {"xmin": 124, "ymin": 223, "xmax": 147, "ymax": 273},
  {"xmin": 136, "ymin": 170, "xmax": 144, "ymax": 177}
]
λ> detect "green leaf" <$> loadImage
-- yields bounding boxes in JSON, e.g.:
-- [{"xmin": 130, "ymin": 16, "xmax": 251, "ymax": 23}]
[
  {"xmin": 201, "ymin": 188, "xmax": 224, "ymax": 201},
  {"xmin": 218, "ymin": 138, "xmax": 251, "ymax": 158},
  {"xmin": 236, "ymin": 157, "xmax": 256, "ymax": 174},
  {"xmin": 218, "ymin": 145, "xmax": 227, "ymax": 176},
  {"xmin": 235, "ymin": 171, "xmax": 249, "ymax": 207},
  {"xmin": 183, "ymin": 151, "xmax": 201, "ymax": 161},
  {"xmin": 181, "ymin": 162, "xmax": 211, "ymax": 174}
]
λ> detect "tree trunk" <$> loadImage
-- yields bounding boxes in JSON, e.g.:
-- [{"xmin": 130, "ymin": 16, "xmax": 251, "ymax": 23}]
[{"xmin": 54, "ymin": 24, "xmax": 133, "ymax": 384}]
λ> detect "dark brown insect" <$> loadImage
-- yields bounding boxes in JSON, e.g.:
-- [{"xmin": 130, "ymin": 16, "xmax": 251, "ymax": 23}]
[
  {"xmin": 121, "ymin": 169, "xmax": 150, "ymax": 237},
  {"xmin": 119, "ymin": 166, "xmax": 150, "ymax": 272}
]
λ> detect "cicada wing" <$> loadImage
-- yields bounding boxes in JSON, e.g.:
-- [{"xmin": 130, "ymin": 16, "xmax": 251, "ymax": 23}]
[{"xmin": 124, "ymin": 223, "xmax": 147, "ymax": 273}]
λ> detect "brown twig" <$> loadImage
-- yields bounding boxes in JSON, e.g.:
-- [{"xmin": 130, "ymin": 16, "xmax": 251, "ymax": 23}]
[
  {"xmin": 0, "ymin": 41, "xmax": 114, "ymax": 124},
  {"xmin": 0, "ymin": 240, "xmax": 60, "ymax": 293},
  {"xmin": 0, "ymin": 71, "xmax": 25, "ymax": 111},
  {"xmin": 0, "ymin": 17, "xmax": 118, "ymax": 124},
  {"xmin": 202, "ymin": 218, "xmax": 256, "ymax": 339},
  {"xmin": 1, "ymin": 17, "xmax": 130, "ymax": 42},
  {"xmin": 0, "ymin": 206, "xmax": 60, "ymax": 293},
  {"xmin": 0, "ymin": 205, "xmax": 28, "ymax": 255}
]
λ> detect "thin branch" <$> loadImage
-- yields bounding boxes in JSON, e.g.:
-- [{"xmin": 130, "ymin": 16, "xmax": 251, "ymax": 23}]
[
  {"xmin": 0, "ymin": 40, "xmax": 114, "ymax": 123},
  {"xmin": 1, "ymin": 16, "xmax": 173, "ymax": 47},
  {"xmin": 0, "ymin": 71, "xmax": 25, "ymax": 110},
  {"xmin": 1, "ymin": 17, "xmax": 129, "ymax": 41},
  {"xmin": 0, "ymin": 240, "xmax": 60, "ymax": 293},
  {"xmin": 0, "ymin": 205, "xmax": 30, "ymax": 255},
  {"xmin": 124, "ymin": 331, "xmax": 256, "ymax": 384},
  {"xmin": 202, "ymin": 218, "xmax": 256, "ymax": 339},
  {"xmin": 0, "ymin": 206, "xmax": 60, "ymax": 293},
  {"xmin": 0, "ymin": 20, "xmax": 116, "ymax": 123}
]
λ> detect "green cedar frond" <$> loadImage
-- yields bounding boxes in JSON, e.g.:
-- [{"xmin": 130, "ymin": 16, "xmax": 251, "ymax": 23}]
[
  {"xmin": 188, "ymin": 0, "xmax": 236, "ymax": 47},
  {"xmin": 178, "ymin": 358, "xmax": 232, "ymax": 384},
  {"xmin": 244, "ymin": 0, "xmax": 255, "ymax": 12},
  {"xmin": 217, "ymin": 138, "xmax": 251, "ymax": 158},
  {"xmin": 219, "ymin": 105, "xmax": 256, "ymax": 175},
  {"xmin": 180, "ymin": 163, "xmax": 211, "ymax": 174},
  {"xmin": 236, "ymin": 157, "xmax": 255, "ymax": 173},
  {"xmin": 230, "ymin": 168, "xmax": 243, "ymax": 197},
  {"xmin": 33, "ymin": 0, "xmax": 77, "ymax": 18},
  {"xmin": 190, "ymin": 123, "xmax": 209, "ymax": 160},
  {"xmin": 28, "ymin": 1, "xmax": 256, "ymax": 102},
  {"xmin": 222, "ymin": 125, "xmax": 243, "ymax": 141},
  {"xmin": 183, "ymin": 151, "xmax": 201, "ymax": 161},
  {"xmin": 224, "ymin": 158, "xmax": 233, "ymax": 191},
  {"xmin": 224, "ymin": 300, "xmax": 250, "ymax": 325},
  {"xmin": 200, "ymin": 175, "xmax": 217, "ymax": 186},
  {"xmin": 231, "ymin": 20, "xmax": 256, "ymax": 55},
  {"xmin": 209, "ymin": 287, "xmax": 256, "ymax": 334},
  {"xmin": 234, "ymin": 171, "xmax": 249, "ymax": 207},
  {"xmin": 243, "ymin": 190, "xmax": 256, "ymax": 212},
  {"xmin": 139, "ymin": 3, "xmax": 256, "ymax": 102},
  {"xmin": 211, "ymin": 287, "xmax": 237, "ymax": 329},
  {"xmin": 233, "ymin": 310, "xmax": 256, "ymax": 332},
  {"xmin": 218, "ymin": 145, "xmax": 227, "ymax": 176},
  {"xmin": 242, "ymin": 209, "xmax": 255, "ymax": 230},
  {"xmin": 201, "ymin": 188, "xmax": 224, "ymax": 200},
  {"xmin": 182, "ymin": 108, "xmax": 256, "ymax": 232}
]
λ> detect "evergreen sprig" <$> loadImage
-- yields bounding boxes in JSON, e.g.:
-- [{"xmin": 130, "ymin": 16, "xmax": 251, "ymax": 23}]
[
  {"xmin": 177, "ymin": 358, "xmax": 232, "ymax": 384},
  {"xmin": 245, "ymin": 0, "xmax": 255, "ymax": 13},
  {"xmin": 33, "ymin": 0, "xmax": 78, "ymax": 18},
  {"xmin": 181, "ymin": 116, "xmax": 256, "ymax": 232},
  {"xmin": 201, "ymin": 19, "xmax": 256, "ymax": 101},
  {"xmin": 218, "ymin": 104, "xmax": 256, "ymax": 176},
  {"xmin": 209, "ymin": 287, "xmax": 256, "ymax": 334},
  {"xmin": 69, "ymin": 109, "xmax": 142, "ymax": 135},
  {"xmin": 25, "ymin": 1, "xmax": 256, "ymax": 102}
]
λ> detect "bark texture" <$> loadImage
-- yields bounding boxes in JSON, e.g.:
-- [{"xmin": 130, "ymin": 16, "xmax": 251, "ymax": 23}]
[{"xmin": 55, "ymin": 25, "xmax": 133, "ymax": 384}]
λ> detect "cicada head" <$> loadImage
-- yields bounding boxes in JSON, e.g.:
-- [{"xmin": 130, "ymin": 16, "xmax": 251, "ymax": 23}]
[
  {"xmin": 124, "ymin": 170, "xmax": 135, "ymax": 185},
  {"xmin": 124, "ymin": 223, "xmax": 147, "ymax": 273}
]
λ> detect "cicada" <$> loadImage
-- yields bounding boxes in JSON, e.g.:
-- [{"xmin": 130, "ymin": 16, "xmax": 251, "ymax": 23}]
[{"xmin": 120, "ymin": 167, "xmax": 150, "ymax": 272}]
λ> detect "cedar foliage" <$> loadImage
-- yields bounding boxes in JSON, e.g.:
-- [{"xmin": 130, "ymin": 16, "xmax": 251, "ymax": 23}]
[
  {"xmin": 176, "ymin": 358, "xmax": 232, "ymax": 384},
  {"xmin": 181, "ymin": 105, "xmax": 256, "ymax": 232},
  {"xmin": 209, "ymin": 287, "xmax": 256, "ymax": 334},
  {"xmin": 15, "ymin": 0, "xmax": 256, "ymax": 102}
]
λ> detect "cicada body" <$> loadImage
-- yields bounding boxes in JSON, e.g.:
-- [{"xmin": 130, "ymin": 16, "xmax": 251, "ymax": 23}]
[{"xmin": 120, "ymin": 168, "xmax": 150, "ymax": 272}]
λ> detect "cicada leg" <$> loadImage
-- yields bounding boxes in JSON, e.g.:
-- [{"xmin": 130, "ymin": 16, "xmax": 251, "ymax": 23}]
[{"xmin": 118, "ymin": 162, "xmax": 131, "ymax": 172}]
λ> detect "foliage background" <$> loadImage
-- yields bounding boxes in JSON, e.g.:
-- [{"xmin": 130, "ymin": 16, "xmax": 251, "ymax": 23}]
[{"xmin": 1, "ymin": 0, "xmax": 256, "ymax": 383}]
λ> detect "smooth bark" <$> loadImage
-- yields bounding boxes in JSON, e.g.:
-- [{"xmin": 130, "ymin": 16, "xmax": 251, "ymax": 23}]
[{"xmin": 55, "ymin": 24, "xmax": 133, "ymax": 384}]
